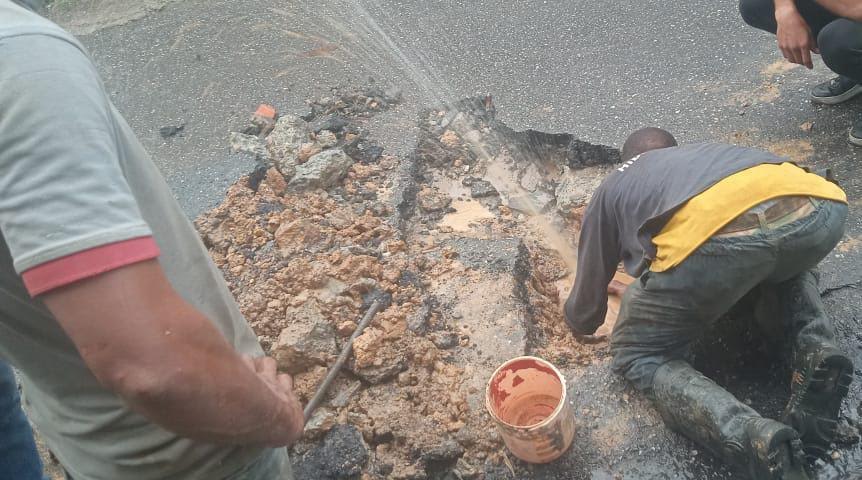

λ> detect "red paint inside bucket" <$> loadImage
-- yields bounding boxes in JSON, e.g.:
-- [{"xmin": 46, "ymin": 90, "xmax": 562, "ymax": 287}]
[{"xmin": 488, "ymin": 358, "xmax": 563, "ymax": 427}]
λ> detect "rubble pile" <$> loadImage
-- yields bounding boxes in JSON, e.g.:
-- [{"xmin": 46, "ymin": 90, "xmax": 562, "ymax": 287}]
[{"xmin": 197, "ymin": 90, "xmax": 621, "ymax": 479}]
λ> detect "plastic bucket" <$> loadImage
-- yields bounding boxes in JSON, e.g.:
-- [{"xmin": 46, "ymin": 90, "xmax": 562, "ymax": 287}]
[{"xmin": 485, "ymin": 356, "xmax": 575, "ymax": 463}]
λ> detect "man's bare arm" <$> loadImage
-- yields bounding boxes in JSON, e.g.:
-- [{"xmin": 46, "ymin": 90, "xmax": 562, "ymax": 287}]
[
  {"xmin": 814, "ymin": 0, "xmax": 862, "ymax": 21},
  {"xmin": 40, "ymin": 259, "xmax": 304, "ymax": 446},
  {"xmin": 774, "ymin": 0, "xmax": 819, "ymax": 68}
]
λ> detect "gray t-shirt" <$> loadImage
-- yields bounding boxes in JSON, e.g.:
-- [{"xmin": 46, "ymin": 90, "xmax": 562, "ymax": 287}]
[
  {"xmin": 0, "ymin": 2, "xmax": 265, "ymax": 479},
  {"xmin": 564, "ymin": 143, "xmax": 786, "ymax": 335}
]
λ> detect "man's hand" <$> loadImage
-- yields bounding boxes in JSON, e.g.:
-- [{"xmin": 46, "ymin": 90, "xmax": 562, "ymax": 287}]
[
  {"xmin": 775, "ymin": 4, "xmax": 818, "ymax": 68},
  {"xmin": 607, "ymin": 279, "xmax": 629, "ymax": 297},
  {"xmin": 572, "ymin": 333, "xmax": 608, "ymax": 344},
  {"xmin": 243, "ymin": 356, "xmax": 304, "ymax": 445}
]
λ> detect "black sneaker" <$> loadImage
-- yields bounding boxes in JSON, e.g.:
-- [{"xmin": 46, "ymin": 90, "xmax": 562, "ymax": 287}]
[
  {"xmin": 850, "ymin": 115, "xmax": 862, "ymax": 147},
  {"xmin": 782, "ymin": 345, "xmax": 853, "ymax": 460},
  {"xmin": 811, "ymin": 76, "xmax": 862, "ymax": 105}
]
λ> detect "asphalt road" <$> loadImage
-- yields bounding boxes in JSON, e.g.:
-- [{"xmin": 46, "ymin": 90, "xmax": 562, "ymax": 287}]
[
  {"xmin": 51, "ymin": 1, "xmax": 862, "ymax": 478},
  {"xmin": 51, "ymin": 0, "xmax": 859, "ymax": 215}
]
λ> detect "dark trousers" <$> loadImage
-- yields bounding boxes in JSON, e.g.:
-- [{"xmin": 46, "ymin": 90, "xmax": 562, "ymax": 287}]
[
  {"xmin": 610, "ymin": 199, "xmax": 847, "ymax": 391},
  {"xmin": 0, "ymin": 362, "xmax": 46, "ymax": 480},
  {"xmin": 740, "ymin": 0, "xmax": 862, "ymax": 83}
]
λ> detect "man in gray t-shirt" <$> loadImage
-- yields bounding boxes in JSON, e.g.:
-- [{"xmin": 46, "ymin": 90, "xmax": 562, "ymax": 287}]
[{"xmin": 0, "ymin": 2, "xmax": 302, "ymax": 478}]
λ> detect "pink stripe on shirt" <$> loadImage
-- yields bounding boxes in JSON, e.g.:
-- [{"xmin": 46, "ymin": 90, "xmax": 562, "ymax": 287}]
[{"xmin": 21, "ymin": 236, "xmax": 160, "ymax": 296}]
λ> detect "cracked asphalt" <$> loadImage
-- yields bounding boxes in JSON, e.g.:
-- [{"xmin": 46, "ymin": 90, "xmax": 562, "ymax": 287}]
[{"xmin": 48, "ymin": 0, "xmax": 862, "ymax": 478}]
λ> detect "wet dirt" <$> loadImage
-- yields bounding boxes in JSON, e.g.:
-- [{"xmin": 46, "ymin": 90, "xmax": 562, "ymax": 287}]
[{"xmin": 729, "ymin": 60, "xmax": 800, "ymax": 109}]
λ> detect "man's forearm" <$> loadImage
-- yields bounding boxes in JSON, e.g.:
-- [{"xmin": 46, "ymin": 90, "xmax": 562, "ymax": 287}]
[
  {"xmin": 119, "ymin": 321, "xmax": 298, "ymax": 446},
  {"xmin": 41, "ymin": 260, "xmax": 301, "ymax": 447},
  {"xmin": 814, "ymin": 0, "xmax": 862, "ymax": 21}
]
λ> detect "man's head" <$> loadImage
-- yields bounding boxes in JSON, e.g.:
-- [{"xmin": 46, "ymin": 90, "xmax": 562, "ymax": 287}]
[{"xmin": 621, "ymin": 127, "xmax": 677, "ymax": 162}]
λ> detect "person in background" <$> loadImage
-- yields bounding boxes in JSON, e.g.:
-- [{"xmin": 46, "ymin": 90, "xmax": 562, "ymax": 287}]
[
  {"xmin": 565, "ymin": 128, "xmax": 852, "ymax": 479},
  {"xmin": 740, "ymin": 0, "xmax": 862, "ymax": 145},
  {"xmin": 0, "ymin": 1, "xmax": 303, "ymax": 478}
]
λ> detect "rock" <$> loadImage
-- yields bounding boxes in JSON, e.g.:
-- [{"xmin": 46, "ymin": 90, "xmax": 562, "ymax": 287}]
[
  {"xmin": 247, "ymin": 164, "xmax": 268, "ymax": 192},
  {"xmin": 248, "ymin": 103, "xmax": 277, "ymax": 137},
  {"xmin": 419, "ymin": 438, "xmax": 464, "ymax": 467},
  {"xmin": 462, "ymin": 129, "xmax": 482, "ymax": 145},
  {"xmin": 274, "ymin": 218, "xmax": 331, "ymax": 258},
  {"xmin": 353, "ymin": 360, "xmax": 407, "ymax": 384},
  {"xmin": 344, "ymin": 140, "xmax": 384, "ymax": 164},
  {"xmin": 305, "ymin": 408, "xmax": 338, "ymax": 440},
  {"xmin": 295, "ymin": 424, "xmax": 369, "ymax": 480},
  {"xmin": 407, "ymin": 299, "xmax": 433, "ymax": 334},
  {"xmin": 439, "ymin": 130, "xmax": 460, "ymax": 148},
  {"xmin": 294, "ymin": 365, "xmax": 327, "ymax": 402},
  {"xmin": 325, "ymin": 210, "xmax": 355, "ymax": 230},
  {"xmin": 430, "ymin": 331, "xmax": 459, "ymax": 349},
  {"xmin": 453, "ymin": 426, "xmax": 477, "ymax": 447},
  {"xmin": 264, "ymin": 167, "xmax": 287, "ymax": 195},
  {"xmin": 469, "ymin": 179, "xmax": 498, "ymax": 198},
  {"xmin": 315, "ymin": 277, "xmax": 350, "ymax": 303},
  {"xmin": 229, "ymin": 132, "xmax": 269, "ymax": 162},
  {"xmin": 312, "ymin": 114, "xmax": 350, "ymax": 134},
  {"xmin": 519, "ymin": 163, "xmax": 543, "ymax": 192},
  {"xmin": 331, "ymin": 380, "xmax": 363, "ymax": 408},
  {"xmin": 289, "ymin": 149, "xmax": 354, "ymax": 191},
  {"xmin": 159, "ymin": 124, "xmax": 184, "ymax": 138},
  {"xmin": 337, "ymin": 320, "xmax": 358, "ymax": 336},
  {"xmin": 348, "ymin": 278, "xmax": 379, "ymax": 296},
  {"xmin": 267, "ymin": 114, "xmax": 308, "ymax": 176},
  {"xmin": 555, "ymin": 166, "xmax": 608, "ymax": 216},
  {"xmin": 372, "ymin": 425, "xmax": 396, "ymax": 445},
  {"xmin": 297, "ymin": 142, "xmax": 323, "ymax": 164},
  {"xmin": 417, "ymin": 187, "xmax": 451, "ymax": 213},
  {"xmin": 448, "ymin": 238, "xmax": 529, "ymax": 277},
  {"xmin": 454, "ymin": 458, "xmax": 479, "ymax": 480},
  {"xmin": 274, "ymin": 301, "xmax": 338, "ymax": 374},
  {"xmin": 317, "ymin": 130, "xmax": 338, "ymax": 148},
  {"xmin": 506, "ymin": 191, "xmax": 554, "ymax": 214}
]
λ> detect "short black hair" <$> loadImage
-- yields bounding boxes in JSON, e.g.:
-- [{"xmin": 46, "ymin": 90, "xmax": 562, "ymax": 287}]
[{"xmin": 621, "ymin": 127, "xmax": 677, "ymax": 162}]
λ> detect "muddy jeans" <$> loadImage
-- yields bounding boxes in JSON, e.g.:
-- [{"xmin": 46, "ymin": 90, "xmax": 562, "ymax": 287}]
[
  {"xmin": 64, "ymin": 448, "xmax": 293, "ymax": 480},
  {"xmin": 610, "ymin": 198, "xmax": 848, "ymax": 392}
]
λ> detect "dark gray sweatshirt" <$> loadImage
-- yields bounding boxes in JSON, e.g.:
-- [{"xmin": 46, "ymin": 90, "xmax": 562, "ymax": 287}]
[{"xmin": 564, "ymin": 142, "xmax": 787, "ymax": 335}]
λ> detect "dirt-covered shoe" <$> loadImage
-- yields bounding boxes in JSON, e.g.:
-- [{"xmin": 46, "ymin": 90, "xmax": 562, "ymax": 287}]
[
  {"xmin": 651, "ymin": 361, "xmax": 809, "ymax": 480},
  {"xmin": 743, "ymin": 418, "xmax": 809, "ymax": 480},
  {"xmin": 849, "ymin": 116, "xmax": 862, "ymax": 147},
  {"xmin": 811, "ymin": 76, "xmax": 862, "ymax": 105},
  {"xmin": 782, "ymin": 345, "xmax": 853, "ymax": 459}
]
